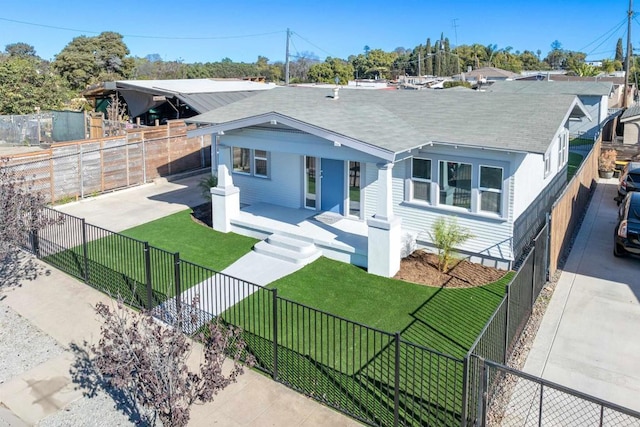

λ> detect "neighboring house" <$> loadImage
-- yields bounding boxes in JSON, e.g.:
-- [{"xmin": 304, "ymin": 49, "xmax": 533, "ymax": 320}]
[
  {"xmin": 620, "ymin": 105, "xmax": 640, "ymax": 145},
  {"xmin": 487, "ymin": 80, "xmax": 611, "ymax": 139},
  {"xmin": 187, "ymin": 87, "xmax": 587, "ymax": 277},
  {"xmin": 455, "ymin": 66, "xmax": 520, "ymax": 84},
  {"xmin": 83, "ymin": 79, "xmax": 277, "ymax": 125}
]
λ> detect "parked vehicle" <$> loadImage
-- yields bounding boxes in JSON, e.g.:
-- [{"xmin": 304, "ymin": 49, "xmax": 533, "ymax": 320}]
[
  {"xmin": 614, "ymin": 192, "xmax": 640, "ymax": 257},
  {"xmin": 616, "ymin": 162, "xmax": 640, "ymax": 205}
]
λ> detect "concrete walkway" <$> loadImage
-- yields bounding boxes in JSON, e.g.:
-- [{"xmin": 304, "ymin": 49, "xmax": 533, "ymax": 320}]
[{"xmin": 523, "ymin": 178, "xmax": 640, "ymax": 412}]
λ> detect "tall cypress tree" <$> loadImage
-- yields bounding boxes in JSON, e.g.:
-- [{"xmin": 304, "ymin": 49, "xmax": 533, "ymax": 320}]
[
  {"xmin": 425, "ymin": 38, "xmax": 433, "ymax": 76},
  {"xmin": 616, "ymin": 38, "xmax": 624, "ymax": 63}
]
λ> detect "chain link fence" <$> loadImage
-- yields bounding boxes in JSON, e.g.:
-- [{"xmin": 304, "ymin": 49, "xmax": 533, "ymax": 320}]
[
  {"xmin": 480, "ymin": 359, "xmax": 640, "ymax": 426},
  {"xmin": 0, "ymin": 112, "xmax": 54, "ymax": 146}
]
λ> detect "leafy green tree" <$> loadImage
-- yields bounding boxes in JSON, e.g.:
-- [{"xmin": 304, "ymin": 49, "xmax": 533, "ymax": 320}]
[
  {"xmin": 4, "ymin": 43, "xmax": 37, "ymax": 58},
  {"xmin": 0, "ymin": 55, "xmax": 68, "ymax": 114},
  {"xmin": 308, "ymin": 57, "xmax": 354, "ymax": 84},
  {"xmin": 54, "ymin": 32, "xmax": 133, "ymax": 91},
  {"xmin": 570, "ymin": 62, "xmax": 599, "ymax": 76},
  {"xmin": 600, "ymin": 59, "xmax": 615, "ymax": 74},
  {"xmin": 616, "ymin": 38, "xmax": 624, "ymax": 63}
]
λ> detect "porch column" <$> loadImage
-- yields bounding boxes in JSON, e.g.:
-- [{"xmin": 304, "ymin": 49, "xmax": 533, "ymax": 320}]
[
  {"xmin": 211, "ymin": 164, "xmax": 240, "ymax": 233},
  {"xmin": 367, "ymin": 162, "xmax": 402, "ymax": 277}
]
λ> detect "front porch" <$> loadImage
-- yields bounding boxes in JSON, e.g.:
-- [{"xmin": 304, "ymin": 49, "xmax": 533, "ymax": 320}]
[{"xmin": 229, "ymin": 202, "xmax": 369, "ymax": 268}]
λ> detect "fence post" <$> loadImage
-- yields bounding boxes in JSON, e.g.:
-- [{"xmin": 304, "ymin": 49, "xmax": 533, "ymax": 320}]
[
  {"xmin": 461, "ymin": 355, "xmax": 470, "ymax": 427},
  {"xmin": 81, "ymin": 218, "xmax": 89, "ymax": 284},
  {"xmin": 173, "ymin": 252, "xmax": 181, "ymax": 326},
  {"xmin": 503, "ymin": 287, "xmax": 510, "ymax": 364},
  {"xmin": 479, "ymin": 359, "xmax": 489, "ymax": 427},
  {"xmin": 272, "ymin": 288, "xmax": 279, "ymax": 381},
  {"xmin": 538, "ymin": 383, "xmax": 544, "ymax": 426},
  {"xmin": 144, "ymin": 242, "xmax": 153, "ymax": 310},
  {"xmin": 393, "ymin": 332, "xmax": 401, "ymax": 427},
  {"xmin": 531, "ymin": 244, "xmax": 537, "ymax": 310}
]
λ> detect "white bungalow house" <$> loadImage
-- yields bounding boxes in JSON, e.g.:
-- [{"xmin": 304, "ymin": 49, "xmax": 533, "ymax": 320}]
[{"xmin": 187, "ymin": 87, "xmax": 588, "ymax": 277}]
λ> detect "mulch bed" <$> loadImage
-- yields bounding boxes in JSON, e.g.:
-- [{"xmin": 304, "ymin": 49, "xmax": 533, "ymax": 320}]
[
  {"xmin": 394, "ymin": 250, "xmax": 507, "ymax": 288},
  {"xmin": 191, "ymin": 203, "xmax": 212, "ymax": 227}
]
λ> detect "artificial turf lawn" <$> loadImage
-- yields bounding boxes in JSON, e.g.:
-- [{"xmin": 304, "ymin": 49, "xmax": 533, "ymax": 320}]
[
  {"xmin": 268, "ymin": 257, "xmax": 512, "ymax": 358},
  {"xmin": 120, "ymin": 209, "xmax": 258, "ymax": 271},
  {"xmin": 568, "ymin": 152, "xmax": 584, "ymax": 180}
]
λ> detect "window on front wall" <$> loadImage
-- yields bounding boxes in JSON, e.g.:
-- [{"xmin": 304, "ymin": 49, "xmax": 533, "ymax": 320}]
[
  {"xmin": 233, "ymin": 147, "xmax": 251, "ymax": 174},
  {"xmin": 544, "ymin": 152, "xmax": 551, "ymax": 177},
  {"xmin": 232, "ymin": 147, "xmax": 269, "ymax": 178},
  {"xmin": 439, "ymin": 161, "xmax": 472, "ymax": 209},
  {"xmin": 254, "ymin": 149, "xmax": 268, "ymax": 177},
  {"xmin": 558, "ymin": 134, "xmax": 567, "ymax": 169},
  {"xmin": 411, "ymin": 158, "xmax": 431, "ymax": 203},
  {"xmin": 479, "ymin": 166, "xmax": 503, "ymax": 214}
]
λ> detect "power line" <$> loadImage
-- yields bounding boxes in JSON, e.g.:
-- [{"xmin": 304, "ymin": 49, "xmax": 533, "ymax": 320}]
[
  {"xmin": 578, "ymin": 17, "xmax": 627, "ymax": 54},
  {"xmin": 0, "ymin": 16, "xmax": 284, "ymax": 40},
  {"xmin": 291, "ymin": 31, "xmax": 334, "ymax": 58}
]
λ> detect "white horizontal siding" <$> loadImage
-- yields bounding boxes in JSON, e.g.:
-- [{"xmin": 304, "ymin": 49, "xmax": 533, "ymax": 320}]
[
  {"xmin": 229, "ymin": 151, "xmax": 302, "ymax": 208},
  {"xmin": 366, "ymin": 153, "xmax": 515, "ymax": 261}
]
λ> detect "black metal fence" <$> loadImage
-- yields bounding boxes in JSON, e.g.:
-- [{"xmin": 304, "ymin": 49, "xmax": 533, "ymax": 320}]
[
  {"xmin": 27, "ymin": 207, "xmax": 467, "ymax": 426},
  {"xmin": 26, "ymin": 207, "xmax": 639, "ymax": 427},
  {"xmin": 463, "ymin": 224, "xmax": 549, "ymax": 425},
  {"xmin": 478, "ymin": 359, "xmax": 640, "ymax": 426}
]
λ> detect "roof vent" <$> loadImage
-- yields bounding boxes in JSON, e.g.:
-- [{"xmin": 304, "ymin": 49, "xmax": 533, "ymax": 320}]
[{"xmin": 332, "ymin": 87, "xmax": 340, "ymax": 100}]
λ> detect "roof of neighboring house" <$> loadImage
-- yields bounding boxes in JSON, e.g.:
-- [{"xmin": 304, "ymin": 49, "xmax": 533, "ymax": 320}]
[
  {"xmin": 620, "ymin": 105, "xmax": 640, "ymax": 122},
  {"xmin": 488, "ymin": 80, "xmax": 614, "ymax": 96},
  {"xmin": 188, "ymin": 86, "xmax": 587, "ymax": 157},
  {"xmin": 84, "ymin": 79, "xmax": 277, "ymax": 117},
  {"xmin": 544, "ymin": 75, "xmax": 625, "ymax": 85},
  {"xmin": 460, "ymin": 67, "xmax": 520, "ymax": 80}
]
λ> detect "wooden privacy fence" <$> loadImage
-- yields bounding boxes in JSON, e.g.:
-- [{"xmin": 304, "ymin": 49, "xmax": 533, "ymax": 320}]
[
  {"xmin": 4, "ymin": 120, "xmax": 211, "ymax": 204},
  {"xmin": 548, "ymin": 139, "xmax": 601, "ymax": 275}
]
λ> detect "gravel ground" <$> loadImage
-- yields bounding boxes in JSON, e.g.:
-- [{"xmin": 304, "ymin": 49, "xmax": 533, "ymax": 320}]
[
  {"xmin": 0, "ymin": 301, "xmax": 150, "ymax": 426},
  {"xmin": 0, "ymin": 303, "xmax": 64, "ymax": 383}
]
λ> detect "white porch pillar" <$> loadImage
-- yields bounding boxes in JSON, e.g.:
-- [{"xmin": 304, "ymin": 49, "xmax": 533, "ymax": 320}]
[
  {"xmin": 211, "ymin": 164, "xmax": 240, "ymax": 233},
  {"xmin": 367, "ymin": 162, "xmax": 402, "ymax": 277}
]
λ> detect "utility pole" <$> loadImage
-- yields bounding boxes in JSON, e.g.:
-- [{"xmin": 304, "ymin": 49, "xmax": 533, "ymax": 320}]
[
  {"xmin": 624, "ymin": 0, "xmax": 633, "ymax": 107},
  {"xmin": 285, "ymin": 28, "xmax": 290, "ymax": 86},
  {"xmin": 418, "ymin": 52, "xmax": 422, "ymax": 77}
]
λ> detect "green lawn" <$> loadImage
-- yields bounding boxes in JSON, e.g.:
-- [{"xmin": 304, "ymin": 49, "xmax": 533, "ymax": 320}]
[
  {"xmin": 120, "ymin": 209, "xmax": 258, "ymax": 271},
  {"xmin": 568, "ymin": 152, "xmax": 584, "ymax": 180},
  {"xmin": 269, "ymin": 257, "xmax": 511, "ymax": 358}
]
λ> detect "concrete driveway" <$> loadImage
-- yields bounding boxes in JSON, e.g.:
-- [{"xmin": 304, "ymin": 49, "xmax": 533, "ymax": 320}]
[
  {"xmin": 524, "ymin": 179, "xmax": 640, "ymax": 411},
  {"xmin": 55, "ymin": 173, "xmax": 209, "ymax": 232}
]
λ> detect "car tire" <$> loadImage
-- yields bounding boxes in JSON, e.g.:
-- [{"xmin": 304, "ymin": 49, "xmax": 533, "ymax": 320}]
[{"xmin": 614, "ymin": 243, "xmax": 627, "ymax": 257}]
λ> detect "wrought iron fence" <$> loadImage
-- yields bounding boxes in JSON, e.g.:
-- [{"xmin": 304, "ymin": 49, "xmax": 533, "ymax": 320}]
[
  {"xmin": 26, "ymin": 206, "xmax": 466, "ymax": 427},
  {"xmin": 26, "ymin": 205, "xmax": 639, "ymax": 427},
  {"xmin": 479, "ymin": 359, "xmax": 640, "ymax": 426},
  {"xmin": 463, "ymin": 224, "xmax": 549, "ymax": 425}
]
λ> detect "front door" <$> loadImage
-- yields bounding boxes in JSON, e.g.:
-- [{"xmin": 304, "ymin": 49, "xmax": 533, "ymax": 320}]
[
  {"xmin": 304, "ymin": 156, "xmax": 317, "ymax": 209},
  {"xmin": 320, "ymin": 158, "xmax": 344, "ymax": 214}
]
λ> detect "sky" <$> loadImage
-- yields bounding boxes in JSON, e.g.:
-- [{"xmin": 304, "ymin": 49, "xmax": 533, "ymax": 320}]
[{"xmin": 0, "ymin": 0, "xmax": 635, "ymax": 64}]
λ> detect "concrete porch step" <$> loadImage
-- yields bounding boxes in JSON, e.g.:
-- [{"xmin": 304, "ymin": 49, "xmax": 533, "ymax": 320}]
[{"xmin": 253, "ymin": 233, "xmax": 322, "ymax": 265}]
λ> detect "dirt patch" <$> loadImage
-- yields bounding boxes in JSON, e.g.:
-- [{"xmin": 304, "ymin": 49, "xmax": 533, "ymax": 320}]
[
  {"xmin": 394, "ymin": 250, "xmax": 507, "ymax": 288},
  {"xmin": 191, "ymin": 203, "xmax": 212, "ymax": 227}
]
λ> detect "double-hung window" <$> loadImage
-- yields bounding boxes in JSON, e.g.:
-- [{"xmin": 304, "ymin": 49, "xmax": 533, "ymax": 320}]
[
  {"xmin": 232, "ymin": 147, "xmax": 269, "ymax": 178},
  {"xmin": 558, "ymin": 134, "xmax": 568, "ymax": 168},
  {"xmin": 411, "ymin": 158, "xmax": 431, "ymax": 203},
  {"xmin": 479, "ymin": 166, "xmax": 503, "ymax": 215},
  {"xmin": 254, "ymin": 150, "xmax": 268, "ymax": 177}
]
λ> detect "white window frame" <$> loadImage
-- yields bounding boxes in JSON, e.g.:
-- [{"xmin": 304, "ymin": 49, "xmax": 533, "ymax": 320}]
[
  {"xmin": 544, "ymin": 152, "xmax": 551, "ymax": 177},
  {"xmin": 410, "ymin": 157, "xmax": 432, "ymax": 204},
  {"xmin": 558, "ymin": 133, "xmax": 568, "ymax": 169},
  {"xmin": 232, "ymin": 147, "xmax": 270, "ymax": 178},
  {"xmin": 478, "ymin": 165, "xmax": 504, "ymax": 215},
  {"xmin": 253, "ymin": 149, "xmax": 269, "ymax": 178}
]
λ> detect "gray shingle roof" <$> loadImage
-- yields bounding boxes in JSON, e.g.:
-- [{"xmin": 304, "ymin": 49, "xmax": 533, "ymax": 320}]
[
  {"xmin": 488, "ymin": 80, "xmax": 613, "ymax": 96},
  {"xmin": 188, "ymin": 87, "xmax": 583, "ymax": 155},
  {"xmin": 621, "ymin": 105, "xmax": 640, "ymax": 121}
]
